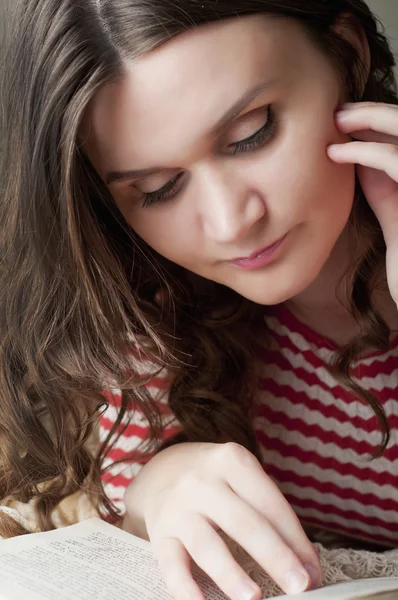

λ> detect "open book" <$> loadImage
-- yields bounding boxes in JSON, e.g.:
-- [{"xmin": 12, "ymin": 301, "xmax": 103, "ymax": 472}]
[{"xmin": 0, "ymin": 518, "xmax": 397, "ymax": 600}]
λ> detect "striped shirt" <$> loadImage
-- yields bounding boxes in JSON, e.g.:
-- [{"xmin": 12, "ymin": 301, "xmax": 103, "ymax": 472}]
[{"xmin": 100, "ymin": 305, "xmax": 398, "ymax": 546}]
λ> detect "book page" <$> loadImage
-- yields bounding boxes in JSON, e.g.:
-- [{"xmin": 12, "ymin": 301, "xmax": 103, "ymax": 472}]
[
  {"xmin": 0, "ymin": 518, "xmax": 229, "ymax": 600},
  {"xmin": 0, "ymin": 518, "xmax": 396, "ymax": 600}
]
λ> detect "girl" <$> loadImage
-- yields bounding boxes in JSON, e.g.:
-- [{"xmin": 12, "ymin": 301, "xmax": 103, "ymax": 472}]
[{"xmin": 1, "ymin": 0, "xmax": 398, "ymax": 599}]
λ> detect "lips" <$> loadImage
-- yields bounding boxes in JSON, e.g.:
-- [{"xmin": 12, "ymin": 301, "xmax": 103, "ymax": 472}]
[
  {"xmin": 232, "ymin": 233, "xmax": 287, "ymax": 262},
  {"xmin": 230, "ymin": 233, "xmax": 288, "ymax": 270}
]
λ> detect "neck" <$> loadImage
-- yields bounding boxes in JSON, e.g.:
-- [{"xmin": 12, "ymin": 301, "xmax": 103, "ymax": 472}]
[
  {"xmin": 285, "ymin": 227, "xmax": 357, "ymax": 317},
  {"xmin": 283, "ymin": 226, "xmax": 396, "ymax": 347}
]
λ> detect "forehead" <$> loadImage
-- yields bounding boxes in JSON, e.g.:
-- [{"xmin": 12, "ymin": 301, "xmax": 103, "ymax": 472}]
[{"xmin": 82, "ymin": 15, "xmax": 324, "ymax": 175}]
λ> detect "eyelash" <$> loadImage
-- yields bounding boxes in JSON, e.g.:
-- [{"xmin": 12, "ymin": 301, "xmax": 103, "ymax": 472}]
[{"xmin": 137, "ymin": 105, "xmax": 277, "ymax": 208}]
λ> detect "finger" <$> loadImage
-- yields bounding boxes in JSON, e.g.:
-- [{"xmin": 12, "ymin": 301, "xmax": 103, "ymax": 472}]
[
  {"xmin": 180, "ymin": 515, "xmax": 262, "ymax": 600},
  {"xmin": 335, "ymin": 103, "xmax": 398, "ymax": 137},
  {"xmin": 342, "ymin": 101, "xmax": 398, "ymax": 110},
  {"xmin": 327, "ymin": 141, "xmax": 398, "ymax": 182},
  {"xmin": 152, "ymin": 536, "xmax": 206, "ymax": 600},
  {"xmin": 204, "ymin": 484, "xmax": 313, "ymax": 596},
  {"xmin": 219, "ymin": 444, "xmax": 320, "ymax": 578},
  {"xmin": 348, "ymin": 130, "xmax": 398, "ymax": 146}
]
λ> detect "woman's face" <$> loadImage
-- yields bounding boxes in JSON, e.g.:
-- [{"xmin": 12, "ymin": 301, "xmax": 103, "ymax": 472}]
[{"xmin": 82, "ymin": 15, "xmax": 355, "ymax": 305}]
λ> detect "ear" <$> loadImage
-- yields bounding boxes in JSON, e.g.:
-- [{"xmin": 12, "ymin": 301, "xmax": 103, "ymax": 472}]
[{"xmin": 332, "ymin": 12, "xmax": 371, "ymax": 99}]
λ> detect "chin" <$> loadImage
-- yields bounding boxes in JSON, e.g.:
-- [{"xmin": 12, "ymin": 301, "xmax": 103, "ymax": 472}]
[{"xmin": 231, "ymin": 265, "xmax": 324, "ymax": 306}]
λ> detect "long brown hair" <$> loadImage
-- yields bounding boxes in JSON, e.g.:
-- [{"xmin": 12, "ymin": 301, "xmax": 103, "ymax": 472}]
[{"xmin": 0, "ymin": 0, "xmax": 396, "ymax": 536}]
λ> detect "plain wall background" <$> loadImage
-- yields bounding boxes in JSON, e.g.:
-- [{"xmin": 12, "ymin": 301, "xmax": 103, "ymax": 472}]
[{"xmin": 367, "ymin": 0, "xmax": 398, "ymax": 76}]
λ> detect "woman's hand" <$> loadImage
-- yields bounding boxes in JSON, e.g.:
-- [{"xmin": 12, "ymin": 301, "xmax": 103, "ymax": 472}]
[
  {"xmin": 327, "ymin": 101, "xmax": 398, "ymax": 309},
  {"xmin": 122, "ymin": 442, "xmax": 321, "ymax": 600}
]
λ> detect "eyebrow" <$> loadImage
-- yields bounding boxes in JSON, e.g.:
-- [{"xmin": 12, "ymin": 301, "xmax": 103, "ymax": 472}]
[{"xmin": 105, "ymin": 78, "xmax": 278, "ymax": 186}]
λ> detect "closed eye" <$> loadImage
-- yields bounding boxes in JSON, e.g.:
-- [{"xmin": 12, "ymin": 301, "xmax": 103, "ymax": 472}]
[
  {"xmin": 231, "ymin": 104, "xmax": 276, "ymax": 154},
  {"xmin": 134, "ymin": 104, "xmax": 277, "ymax": 208}
]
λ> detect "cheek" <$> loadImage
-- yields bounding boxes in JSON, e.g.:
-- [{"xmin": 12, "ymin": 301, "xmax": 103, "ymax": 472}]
[
  {"xmin": 313, "ymin": 137, "xmax": 356, "ymax": 219},
  {"xmin": 281, "ymin": 120, "xmax": 355, "ymax": 222},
  {"xmin": 126, "ymin": 207, "xmax": 196, "ymax": 263},
  {"xmin": 254, "ymin": 103, "xmax": 353, "ymax": 216}
]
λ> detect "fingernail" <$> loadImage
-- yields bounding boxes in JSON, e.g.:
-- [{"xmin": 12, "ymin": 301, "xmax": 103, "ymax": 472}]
[
  {"xmin": 327, "ymin": 144, "xmax": 340, "ymax": 154},
  {"xmin": 284, "ymin": 567, "xmax": 309, "ymax": 594},
  {"xmin": 304, "ymin": 563, "xmax": 322, "ymax": 588},
  {"xmin": 236, "ymin": 579, "xmax": 260, "ymax": 600},
  {"xmin": 342, "ymin": 102, "xmax": 355, "ymax": 108},
  {"xmin": 335, "ymin": 110, "xmax": 350, "ymax": 119}
]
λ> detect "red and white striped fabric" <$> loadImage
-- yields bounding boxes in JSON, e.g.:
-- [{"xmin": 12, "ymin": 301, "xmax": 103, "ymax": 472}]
[
  {"xmin": 100, "ymin": 305, "xmax": 398, "ymax": 545},
  {"xmin": 100, "ymin": 372, "xmax": 180, "ymax": 515}
]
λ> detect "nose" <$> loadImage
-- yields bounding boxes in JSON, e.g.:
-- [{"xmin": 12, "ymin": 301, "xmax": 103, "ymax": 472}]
[{"xmin": 198, "ymin": 164, "xmax": 266, "ymax": 243}]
